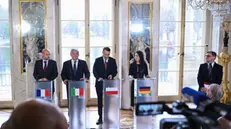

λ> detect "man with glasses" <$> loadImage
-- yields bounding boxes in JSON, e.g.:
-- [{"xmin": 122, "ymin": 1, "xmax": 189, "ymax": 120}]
[
  {"xmin": 197, "ymin": 51, "xmax": 223, "ymax": 92},
  {"xmin": 33, "ymin": 49, "xmax": 58, "ymax": 94}
]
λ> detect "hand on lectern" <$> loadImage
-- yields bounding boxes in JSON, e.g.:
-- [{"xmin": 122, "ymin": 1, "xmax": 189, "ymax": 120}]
[
  {"xmin": 38, "ymin": 78, "xmax": 48, "ymax": 81},
  {"xmin": 98, "ymin": 77, "xmax": 103, "ymax": 81},
  {"xmin": 145, "ymin": 75, "xmax": 151, "ymax": 78},
  {"xmin": 200, "ymin": 87, "xmax": 207, "ymax": 93},
  {"xmin": 108, "ymin": 75, "xmax": 112, "ymax": 80},
  {"xmin": 80, "ymin": 78, "xmax": 88, "ymax": 81},
  {"xmin": 43, "ymin": 78, "xmax": 48, "ymax": 81},
  {"xmin": 63, "ymin": 80, "xmax": 68, "ymax": 85}
]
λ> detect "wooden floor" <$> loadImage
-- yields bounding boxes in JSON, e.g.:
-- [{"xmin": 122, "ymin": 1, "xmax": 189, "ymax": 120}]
[{"xmin": 0, "ymin": 106, "xmax": 192, "ymax": 129}]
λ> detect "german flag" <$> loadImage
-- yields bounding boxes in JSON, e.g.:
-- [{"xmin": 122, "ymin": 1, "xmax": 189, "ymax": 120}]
[{"xmin": 139, "ymin": 87, "xmax": 151, "ymax": 94}]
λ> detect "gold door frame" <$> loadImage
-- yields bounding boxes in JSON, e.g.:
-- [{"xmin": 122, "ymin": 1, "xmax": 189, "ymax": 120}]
[
  {"xmin": 128, "ymin": 2, "xmax": 153, "ymax": 71},
  {"xmin": 19, "ymin": 0, "xmax": 47, "ymax": 74}
]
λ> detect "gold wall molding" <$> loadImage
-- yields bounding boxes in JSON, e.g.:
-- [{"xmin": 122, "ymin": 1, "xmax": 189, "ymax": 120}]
[
  {"xmin": 128, "ymin": 2, "xmax": 153, "ymax": 71},
  {"xmin": 19, "ymin": 0, "xmax": 47, "ymax": 74}
]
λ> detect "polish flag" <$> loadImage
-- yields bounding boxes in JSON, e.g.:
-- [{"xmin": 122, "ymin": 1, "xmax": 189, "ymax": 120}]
[
  {"xmin": 36, "ymin": 89, "xmax": 50, "ymax": 97},
  {"xmin": 106, "ymin": 87, "xmax": 118, "ymax": 95}
]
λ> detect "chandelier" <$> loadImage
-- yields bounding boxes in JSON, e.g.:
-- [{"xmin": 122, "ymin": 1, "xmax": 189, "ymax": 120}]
[{"xmin": 188, "ymin": 0, "xmax": 231, "ymax": 17}]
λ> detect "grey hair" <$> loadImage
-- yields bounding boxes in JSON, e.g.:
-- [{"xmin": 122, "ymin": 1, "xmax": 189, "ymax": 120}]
[
  {"xmin": 70, "ymin": 49, "xmax": 79, "ymax": 53},
  {"xmin": 42, "ymin": 48, "xmax": 50, "ymax": 53},
  {"xmin": 209, "ymin": 84, "xmax": 223, "ymax": 101}
]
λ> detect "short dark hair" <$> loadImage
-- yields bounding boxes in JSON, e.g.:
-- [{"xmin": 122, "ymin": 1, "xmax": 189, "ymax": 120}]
[
  {"xmin": 207, "ymin": 51, "xmax": 217, "ymax": 57},
  {"xmin": 103, "ymin": 47, "xmax": 111, "ymax": 52}
]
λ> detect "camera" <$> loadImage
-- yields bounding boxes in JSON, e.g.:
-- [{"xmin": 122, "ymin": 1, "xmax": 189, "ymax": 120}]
[{"xmin": 135, "ymin": 100, "xmax": 231, "ymax": 129}]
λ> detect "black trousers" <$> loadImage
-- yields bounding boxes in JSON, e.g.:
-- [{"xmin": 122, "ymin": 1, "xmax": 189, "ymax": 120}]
[
  {"xmin": 96, "ymin": 82, "xmax": 103, "ymax": 120},
  {"xmin": 131, "ymin": 80, "xmax": 134, "ymax": 107}
]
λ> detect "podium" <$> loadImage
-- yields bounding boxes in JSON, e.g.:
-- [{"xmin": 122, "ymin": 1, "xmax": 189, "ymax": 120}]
[
  {"xmin": 35, "ymin": 81, "xmax": 53, "ymax": 102},
  {"xmin": 103, "ymin": 79, "xmax": 120, "ymax": 129},
  {"xmin": 135, "ymin": 79, "xmax": 156, "ymax": 103},
  {"xmin": 68, "ymin": 80, "xmax": 86, "ymax": 129},
  {"xmin": 134, "ymin": 79, "xmax": 157, "ymax": 129}
]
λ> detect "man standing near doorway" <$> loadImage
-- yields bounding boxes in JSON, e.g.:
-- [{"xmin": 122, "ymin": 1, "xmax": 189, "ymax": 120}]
[
  {"xmin": 61, "ymin": 49, "xmax": 90, "ymax": 108},
  {"xmin": 197, "ymin": 51, "xmax": 223, "ymax": 92},
  {"xmin": 33, "ymin": 49, "xmax": 58, "ymax": 94},
  {"xmin": 93, "ymin": 47, "xmax": 118, "ymax": 125}
]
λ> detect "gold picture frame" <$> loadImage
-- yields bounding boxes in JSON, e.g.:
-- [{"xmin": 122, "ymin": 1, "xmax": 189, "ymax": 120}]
[
  {"xmin": 19, "ymin": 0, "xmax": 47, "ymax": 74},
  {"xmin": 128, "ymin": 2, "xmax": 153, "ymax": 71}
]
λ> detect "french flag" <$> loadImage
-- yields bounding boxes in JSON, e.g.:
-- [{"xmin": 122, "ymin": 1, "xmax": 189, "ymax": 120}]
[
  {"xmin": 106, "ymin": 87, "xmax": 118, "ymax": 95},
  {"xmin": 36, "ymin": 89, "xmax": 50, "ymax": 97}
]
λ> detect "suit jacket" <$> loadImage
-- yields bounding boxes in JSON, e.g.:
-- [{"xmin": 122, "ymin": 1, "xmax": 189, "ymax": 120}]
[
  {"xmin": 93, "ymin": 57, "xmax": 117, "ymax": 86},
  {"xmin": 33, "ymin": 59, "xmax": 58, "ymax": 81},
  {"xmin": 197, "ymin": 62, "xmax": 223, "ymax": 91},
  {"xmin": 129, "ymin": 62, "xmax": 148, "ymax": 79},
  {"xmin": 61, "ymin": 59, "xmax": 90, "ymax": 81}
]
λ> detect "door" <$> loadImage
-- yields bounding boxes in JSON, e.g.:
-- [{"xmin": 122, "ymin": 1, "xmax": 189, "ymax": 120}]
[{"xmin": 58, "ymin": 0, "xmax": 116, "ymax": 106}]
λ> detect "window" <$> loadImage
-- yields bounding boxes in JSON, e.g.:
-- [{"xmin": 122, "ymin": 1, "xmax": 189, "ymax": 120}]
[
  {"xmin": 89, "ymin": 0, "xmax": 114, "ymax": 98},
  {"xmin": 0, "ymin": 0, "xmax": 11, "ymax": 101},
  {"xmin": 159, "ymin": 0, "xmax": 181, "ymax": 96},
  {"xmin": 183, "ymin": 1, "xmax": 206, "ymax": 91},
  {"xmin": 158, "ymin": 0, "xmax": 207, "ymax": 96},
  {"xmin": 60, "ymin": 0, "xmax": 85, "ymax": 99}
]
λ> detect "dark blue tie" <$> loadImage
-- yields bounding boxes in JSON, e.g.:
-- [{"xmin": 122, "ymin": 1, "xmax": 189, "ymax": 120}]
[{"xmin": 74, "ymin": 60, "xmax": 77, "ymax": 73}]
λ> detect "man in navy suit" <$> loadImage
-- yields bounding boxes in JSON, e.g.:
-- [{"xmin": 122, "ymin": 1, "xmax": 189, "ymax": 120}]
[
  {"xmin": 61, "ymin": 49, "xmax": 90, "ymax": 107},
  {"xmin": 197, "ymin": 51, "xmax": 223, "ymax": 92},
  {"xmin": 33, "ymin": 49, "xmax": 58, "ymax": 93},
  {"xmin": 93, "ymin": 47, "xmax": 118, "ymax": 125}
]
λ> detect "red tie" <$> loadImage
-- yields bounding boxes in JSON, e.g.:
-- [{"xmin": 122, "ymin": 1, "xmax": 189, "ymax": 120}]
[{"xmin": 104, "ymin": 61, "xmax": 107, "ymax": 69}]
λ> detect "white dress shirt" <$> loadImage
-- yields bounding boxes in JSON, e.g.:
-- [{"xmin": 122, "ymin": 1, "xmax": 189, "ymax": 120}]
[
  {"xmin": 71, "ymin": 59, "xmax": 79, "ymax": 70},
  {"xmin": 43, "ymin": 60, "xmax": 49, "ymax": 69},
  {"xmin": 207, "ymin": 62, "xmax": 215, "ymax": 68},
  {"xmin": 103, "ymin": 57, "xmax": 109, "ymax": 63}
]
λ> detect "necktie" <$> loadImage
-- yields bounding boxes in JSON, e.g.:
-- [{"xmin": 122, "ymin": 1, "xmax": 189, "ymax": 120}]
[
  {"xmin": 104, "ymin": 61, "xmax": 107, "ymax": 69},
  {"xmin": 74, "ymin": 60, "xmax": 77, "ymax": 72},
  {"xmin": 44, "ymin": 61, "xmax": 47, "ymax": 72},
  {"xmin": 208, "ymin": 63, "xmax": 212, "ymax": 81}
]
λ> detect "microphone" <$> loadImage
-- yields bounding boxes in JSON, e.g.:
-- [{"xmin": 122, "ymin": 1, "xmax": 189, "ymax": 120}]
[{"xmin": 182, "ymin": 87, "xmax": 209, "ymax": 106}]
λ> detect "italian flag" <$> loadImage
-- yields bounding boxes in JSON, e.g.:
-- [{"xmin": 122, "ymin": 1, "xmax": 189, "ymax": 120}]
[
  {"xmin": 71, "ymin": 88, "xmax": 84, "ymax": 97},
  {"xmin": 106, "ymin": 87, "xmax": 118, "ymax": 95},
  {"xmin": 36, "ymin": 89, "xmax": 50, "ymax": 97}
]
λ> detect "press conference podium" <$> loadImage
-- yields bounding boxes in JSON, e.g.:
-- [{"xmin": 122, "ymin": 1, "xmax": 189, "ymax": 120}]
[
  {"xmin": 135, "ymin": 78, "xmax": 156, "ymax": 103},
  {"xmin": 35, "ymin": 81, "xmax": 53, "ymax": 102},
  {"xmin": 68, "ymin": 80, "xmax": 86, "ymax": 129},
  {"xmin": 103, "ymin": 79, "xmax": 120, "ymax": 129},
  {"xmin": 134, "ymin": 78, "xmax": 156, "ymax": 129}
]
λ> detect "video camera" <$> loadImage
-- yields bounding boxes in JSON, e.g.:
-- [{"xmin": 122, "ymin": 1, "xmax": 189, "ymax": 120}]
[{"xmin": 135, "ymin": 100, "xmax": 231, "ymax": 129}]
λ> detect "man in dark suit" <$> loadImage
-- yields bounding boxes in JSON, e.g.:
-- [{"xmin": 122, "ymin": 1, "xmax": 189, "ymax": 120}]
[
  {"xmin": 61, "ymin": 49, "xmax": 90, "ymax": 107},
  {"xmin": 33, "ymin": 49, "xmax": 58, "ymax": 93},
  {"xmin": 197, "ymin": 51, "xmax": 223, "ymax": 92},
  {"xmin": 93, "ymin": 47, "xmax": 118, "ymax": 125}
]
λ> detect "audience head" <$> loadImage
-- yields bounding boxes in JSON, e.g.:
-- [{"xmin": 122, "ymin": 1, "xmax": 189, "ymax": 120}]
[
  {"xmin": 206, "ymin": 51, "xmax": 217, "ymax": 62},
  {"xmin": 134, "ymin": 51, "xmax": 145, "ymax": 64},
  {"xmin": 1, "ymin": 99, "xmax": 68, "ymax": 129},
  {"xmin": 207, "ymin": 84, "xmax": 223, "ymax": 101},
  {"xmin": 42, "ymin": 49, "xmax": 50, "ymax": 60},
  {"xmin": 102, "ymin": 47, "xmax": 111, "ymax": 59},
  {"xmin": 70, "ymin": 49, "xmax": 79, "ymax": 60}
]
